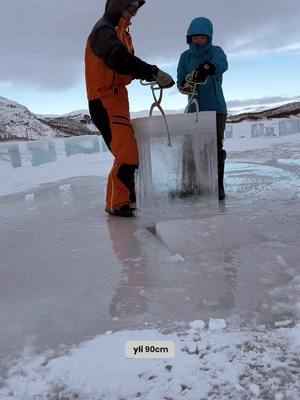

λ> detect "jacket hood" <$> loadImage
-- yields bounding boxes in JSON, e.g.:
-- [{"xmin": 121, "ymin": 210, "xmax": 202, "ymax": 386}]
[
  {"xmin": 104, "ymin": 0, "xmax": 145, "ymax": 25},
  {"xmin": 186, "ymin": 17, "xmax": 213, "ymax": 44}
]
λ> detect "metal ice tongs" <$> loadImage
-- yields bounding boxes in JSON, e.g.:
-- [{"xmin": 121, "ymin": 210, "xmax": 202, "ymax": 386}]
[
  {"xmin": 140, "ymin": 81, "xmax": 172, "ymax": 147},
  {"xmin": 179, "ymin": 74, "xmax": 207, "ymax": 121}
]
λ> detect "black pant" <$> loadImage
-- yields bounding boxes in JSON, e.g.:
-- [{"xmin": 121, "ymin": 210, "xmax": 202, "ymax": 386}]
[
  {"xmin": 89, "ymin": 99, "xmax": 137, "ymax": 203},
  {"xmin": 216, "ymin": 114, "xmax": 227, "ymax": 163},
  {"xmin": 216, "ymin": 114, "xmax": 226, "ymax": 196},
  {"xmin": 89, "ymin": 98, "xmax": 112, "ymax": 151}
]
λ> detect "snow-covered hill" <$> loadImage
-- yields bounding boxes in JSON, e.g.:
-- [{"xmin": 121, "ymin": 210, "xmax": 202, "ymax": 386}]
[
  {"xmin": 0, "ymin": 97, "xmax": 97, "ymax": 141},
  {"xmin": 39, "ymin": 113, "xmax": 98, "ymax": 137},
  {"xmin": 0, "ymin": 97, "xmax": 59, "ymax": 141},
  {"xmin": 228, "ymin": 102, "xmax": 300, "ymax": 123}
]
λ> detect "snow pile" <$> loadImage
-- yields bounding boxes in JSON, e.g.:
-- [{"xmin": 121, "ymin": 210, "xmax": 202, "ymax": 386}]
[
  {"xmin": 1, "ymin": 322, "xmax": 299, "ymax": 400},
  {"xmin": 0, "ymin": 97, "xmax": 58, "ymax": 140}
]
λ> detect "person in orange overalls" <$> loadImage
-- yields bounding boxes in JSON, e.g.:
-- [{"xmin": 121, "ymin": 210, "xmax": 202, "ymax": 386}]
[{"xmin": 85, "ymin": 0, "xmax": 175, "ymax": 217}]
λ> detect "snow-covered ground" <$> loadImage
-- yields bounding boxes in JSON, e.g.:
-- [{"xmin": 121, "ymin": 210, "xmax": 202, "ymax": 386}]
[{"xmin": 1, "ymin": 123, "xmax": 300, "ymax": 399}]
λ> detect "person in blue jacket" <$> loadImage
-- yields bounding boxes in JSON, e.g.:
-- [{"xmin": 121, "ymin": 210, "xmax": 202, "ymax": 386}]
[{"xmin": 177, "ymin": 17, "xmax": 228, "ymax": 200}]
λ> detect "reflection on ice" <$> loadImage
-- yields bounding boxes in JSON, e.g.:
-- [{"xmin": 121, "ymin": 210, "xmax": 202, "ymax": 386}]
[{"xmin": 106, "ymin": 218, "xmax": 149, "ymax": 317}]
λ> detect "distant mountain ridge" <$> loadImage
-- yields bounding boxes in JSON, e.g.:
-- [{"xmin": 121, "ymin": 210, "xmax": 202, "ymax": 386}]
[
  {"xmin": 227, "ymin": 102, "xmax": 300, "ymax": 123},
  {"xmin": 38, "ymin": 113, "xmax": 97, "ymax": 137},
  {"xmin": 1, "ymin": 96, "xmax": 300, "ymax": 141}
]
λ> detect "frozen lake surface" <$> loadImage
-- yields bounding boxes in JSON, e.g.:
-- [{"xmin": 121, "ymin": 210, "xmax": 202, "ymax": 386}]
[{"xmin": 0, "ymin": 132, "xmax": 300, "ymax": 399}]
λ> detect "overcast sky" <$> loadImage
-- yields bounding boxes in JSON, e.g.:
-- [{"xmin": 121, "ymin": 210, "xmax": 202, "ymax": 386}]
[{"xmin": 1, "ymin": 0, "xmax": 300, "ymax": 113}]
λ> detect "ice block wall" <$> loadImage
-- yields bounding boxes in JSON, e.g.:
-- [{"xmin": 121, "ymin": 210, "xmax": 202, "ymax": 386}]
[{"xmin": 0, "ymin": 135, "xmax": 105, "ymax": 168}]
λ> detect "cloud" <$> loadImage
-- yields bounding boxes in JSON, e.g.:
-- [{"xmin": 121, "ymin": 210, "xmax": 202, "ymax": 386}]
[
  {"xmin": 228, "ymin": 42, "xmax": 300, "ymax": 60},
  {"xmin": 1, "ymin": 0, "xmax": 300, "ymax": 90},
  {"xmin": 227, "ymin": 96, "xmax": 300, "ymax": 108}
]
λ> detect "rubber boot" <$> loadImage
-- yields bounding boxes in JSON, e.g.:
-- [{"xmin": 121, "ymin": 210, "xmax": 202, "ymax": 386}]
[
  {"xmin": 117, "ymin": 163, "xmax": 138, "ymax": 209},
  {"xmin": 105, "ymin": 204, "xmax": 135, "ymax": 217}
]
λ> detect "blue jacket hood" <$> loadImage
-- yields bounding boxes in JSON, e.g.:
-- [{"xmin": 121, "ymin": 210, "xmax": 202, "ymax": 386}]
[{"xmin": 187, "ymin": 17, "xmax": 213, "ymax": 44}]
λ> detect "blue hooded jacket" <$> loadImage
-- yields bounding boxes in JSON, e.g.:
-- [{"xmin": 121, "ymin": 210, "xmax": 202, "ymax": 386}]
[{"xmin": 177, "ymin": 17, "xmax": 228, "ymax": 115}]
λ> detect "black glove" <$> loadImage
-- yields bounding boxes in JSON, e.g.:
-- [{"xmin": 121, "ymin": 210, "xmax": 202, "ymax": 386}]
[
  {"xmin": 190, "ymin": 67, "xmax": 207, "ymax": 83},
  {"xmin": 190, "ymin": 61, "xmax": 216, "ymax": 83},
  {"xmin": 152, "ymin": 68, "xmax": 175, "ymax": 88},
  {"xmin": 138, "ymin": 63, "xmax": 159, "ymax": 82},
  {"xmin": 179, "ymin": 79, "xmax": 194, "ymax": 93},
  {"xmin": 200, "ymin": 61, "xmax": 216, "ymax": 75}
]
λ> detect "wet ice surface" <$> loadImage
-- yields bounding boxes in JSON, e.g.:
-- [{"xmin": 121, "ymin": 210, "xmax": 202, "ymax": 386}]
[{"xmin": 1, "ymin": 140, "xmax": 300, "ymax": 398}]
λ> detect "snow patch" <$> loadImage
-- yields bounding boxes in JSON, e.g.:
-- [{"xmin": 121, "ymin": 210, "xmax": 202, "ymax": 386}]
[{"xmin": 1, "ymin": 323, "xmax": 300, "ymax": 400}]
